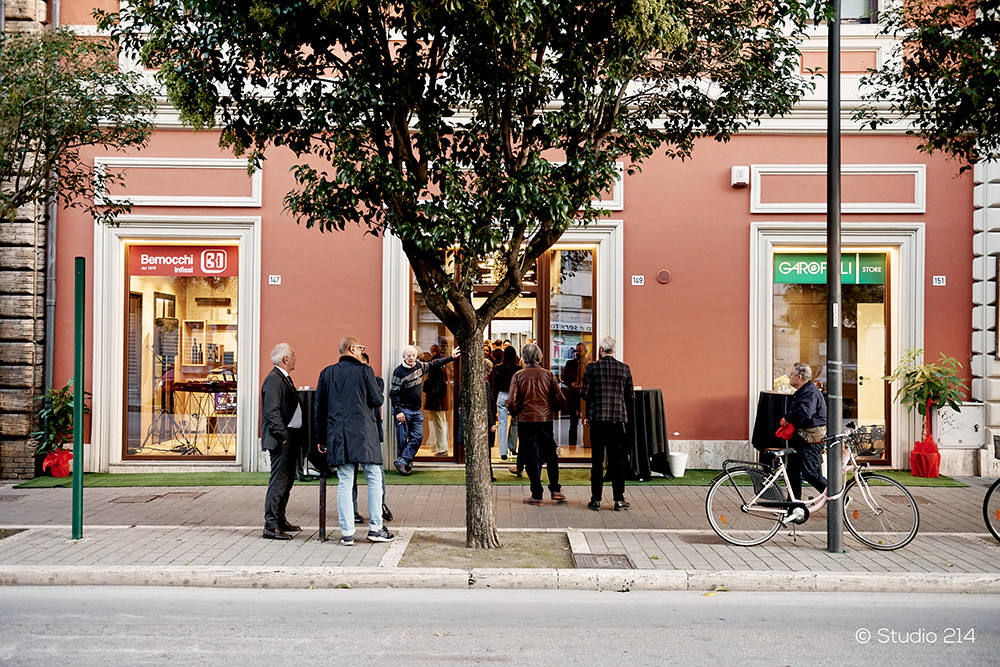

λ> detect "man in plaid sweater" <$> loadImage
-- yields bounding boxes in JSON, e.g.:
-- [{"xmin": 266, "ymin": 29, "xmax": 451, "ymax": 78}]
[{"xmin": 580, "ymin": 336, "xmax": 635, "ymax": 511}]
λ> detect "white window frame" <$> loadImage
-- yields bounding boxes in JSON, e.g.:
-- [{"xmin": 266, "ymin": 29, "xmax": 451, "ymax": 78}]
[
  {"xmin": 91, "ymin": 215, "xmax": 262, "ymax": 473},
  {"xmin": 749, "ymin": 221, "xmax": 925, "ymax": 465}
]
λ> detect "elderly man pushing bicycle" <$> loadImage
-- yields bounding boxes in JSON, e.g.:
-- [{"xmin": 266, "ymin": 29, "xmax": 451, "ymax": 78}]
[{"xmin": 779, "ymin": 362, "xmax": 828, "ymax": 523}]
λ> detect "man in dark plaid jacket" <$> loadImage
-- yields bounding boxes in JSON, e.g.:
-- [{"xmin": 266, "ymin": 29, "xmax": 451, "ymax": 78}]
[{"xmin": 580, "ymin": 336, "xmax": 635, "ymax": 511}]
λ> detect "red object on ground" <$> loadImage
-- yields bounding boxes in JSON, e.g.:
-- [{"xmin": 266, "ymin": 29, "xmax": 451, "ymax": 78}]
[
  {"xmin": 42, "ymin": 448, "xmax": 73, "ymax": 477},
  {"xmin": 910, "ymin": 402, "xmax": 940, "ymax": 478}
]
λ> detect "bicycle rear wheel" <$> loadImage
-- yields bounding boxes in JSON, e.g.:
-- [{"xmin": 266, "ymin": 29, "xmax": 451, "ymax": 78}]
[
  {"xmin": 984, "ymin": 478, "xmax": 1000, "ymax": 543},
  {"xmin": 705, "ymin": 468, "xmax": 782, "ymax": 546},
  {"xmin": 843, "ymin": 473, "xmax": 919, "ymax": 550}
]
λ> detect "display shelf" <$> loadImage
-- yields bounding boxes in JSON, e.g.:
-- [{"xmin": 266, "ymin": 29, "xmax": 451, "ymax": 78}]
[{"xmin": 181, "ymin": 320, "xmax": 206, "ymax": 367}]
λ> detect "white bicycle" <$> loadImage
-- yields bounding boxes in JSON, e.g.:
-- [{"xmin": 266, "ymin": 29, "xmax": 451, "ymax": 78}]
[{"xmin": 705, "ymin": 429, "xmax": 920, "ymax": 550}]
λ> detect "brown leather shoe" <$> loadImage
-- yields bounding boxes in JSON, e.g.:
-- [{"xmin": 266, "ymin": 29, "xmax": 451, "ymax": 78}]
[
  {"xmin": 280, "ymin": 523, "xmax": 301, "ymax": 532},
  {"xmin": 523, "ymin": 496, "xmax": 543, "ymax": 505},
  {"xmin": 551, "ymin": 491, "xmax": 567, "ymax": 503},
  {"xmin": 262, "ymin": 527, "xmax": 292, "ymax": 540}
]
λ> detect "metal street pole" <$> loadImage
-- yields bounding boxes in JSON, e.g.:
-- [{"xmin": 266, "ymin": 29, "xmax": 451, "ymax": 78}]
[
  {"xmin": 72, "ymin": 258, "xmax": 85, "ymax": 539},
  {"xmin": 826, "ymin": 1, "xmax": 844, "ymax": 553}
]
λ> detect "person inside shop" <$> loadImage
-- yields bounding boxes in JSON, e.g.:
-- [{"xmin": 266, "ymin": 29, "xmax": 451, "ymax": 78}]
[
  {"xmin": 779, "ymin": 362, "xmax": 828, "ymax": 524},
  {"xmin": 506, "ymin": 343, "xmax": 566, "ymax": 505},
  {"xmin": 561, "ymin": 342, "xmax": 589, "ymax": 448},
  {"xmin": 581, "ymin": 336, "xmax": 634, "ymax": 511},
  {"xmin": 315, "ymin": 336, "xmax": 393, "ymax": 546},
  {"xmin": 423, "ymin": 340, "xmax": 451, "ymax": 457},
  {"xmin": 490, "ymin": 345, "xmax": 521, "ymax": 464},
  {"xmin": 389, "ymin": 343, "xmax": 460, "ymax": 476},
  {"xmin": 260, "ymin": 343, "xmax": 303, "ymax": 540}
]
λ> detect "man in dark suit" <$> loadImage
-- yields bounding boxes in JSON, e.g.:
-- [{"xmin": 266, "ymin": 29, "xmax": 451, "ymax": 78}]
[
  {"xmin": 260, "ymin": 343, "xmax": 303, "ymax": 540},
  {"xmin": 581, "ymin": 336, "xmax": 635, "ymax": 512},
  {"xmin": 315, "ymin": 336, "xmax": 393, "ymax": 546}
]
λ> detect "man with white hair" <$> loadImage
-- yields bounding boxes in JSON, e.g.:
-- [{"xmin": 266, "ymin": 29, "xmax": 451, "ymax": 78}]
[
  {"xmin": 389, "ymin": 342, "xmax": 459, "ymax": 475},
  {"xmin": 581, "ymin": 336, "xmax": 635, "ymax": 511},
  {"xmin": 260, "ymin": 343, "xmax": 303, "ymax": 540}
]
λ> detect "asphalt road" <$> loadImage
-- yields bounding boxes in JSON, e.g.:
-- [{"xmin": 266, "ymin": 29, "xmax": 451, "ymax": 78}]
[{"xmin": 1, "ymin": 587, "xmax": 996, "ymax": 665}]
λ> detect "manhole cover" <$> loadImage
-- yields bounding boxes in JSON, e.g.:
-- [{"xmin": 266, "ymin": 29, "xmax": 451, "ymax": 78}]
[
  {"xmin": 572, "ymin": 553, "xmax": 635, "ymax": 569},
  {"xmin": 160, "ymin": 492, "xmax": 205, "ymax": 499},
  {"xmin": 111, "ymin": 494, "xmax": 161, "ymax": 503}
]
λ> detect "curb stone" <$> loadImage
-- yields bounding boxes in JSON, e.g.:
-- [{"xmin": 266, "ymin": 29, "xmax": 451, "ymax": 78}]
[{"xmin": 2, "ymin": 565, "xmax": 997, "ymax": 593}]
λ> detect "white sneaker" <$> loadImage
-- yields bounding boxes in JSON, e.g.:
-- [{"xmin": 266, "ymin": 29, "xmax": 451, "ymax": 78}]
[{"xmin": 782, "ymin": 507, "xmax": 806, "ymax": 525}]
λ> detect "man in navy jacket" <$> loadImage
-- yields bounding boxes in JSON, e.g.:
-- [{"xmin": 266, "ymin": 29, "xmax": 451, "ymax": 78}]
[{"xmin": 315, "ymin": 336, "xmax": 393, "ymax": 546}]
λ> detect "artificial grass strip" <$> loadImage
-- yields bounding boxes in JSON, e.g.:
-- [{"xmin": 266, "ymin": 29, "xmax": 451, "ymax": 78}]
[{"xmin": 13, "ymin": 467, "xmax": 963, "ymax": 488}]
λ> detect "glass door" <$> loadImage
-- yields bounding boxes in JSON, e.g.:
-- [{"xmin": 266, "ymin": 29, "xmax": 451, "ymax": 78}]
[{"xmin": 772, "ymin": 251, "xmax": 890, "ymax": 463}]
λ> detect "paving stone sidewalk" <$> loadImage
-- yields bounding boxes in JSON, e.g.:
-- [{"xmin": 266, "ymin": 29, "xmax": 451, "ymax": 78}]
[{"xmin": 1, "ymin": 477, "xmax": 998, "ymax": 592}]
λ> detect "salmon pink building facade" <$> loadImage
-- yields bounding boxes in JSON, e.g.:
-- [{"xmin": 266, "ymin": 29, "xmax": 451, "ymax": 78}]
[{"xmin": 4, "ymin": 1, "xmax": 999, "ymax": 479}]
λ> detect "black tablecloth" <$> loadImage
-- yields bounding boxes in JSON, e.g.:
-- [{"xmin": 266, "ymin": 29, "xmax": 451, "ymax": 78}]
[
  {"xmin": 750, "ymin": 391, "xmax": 794, "ymax": 460},
  {"xmin": 625, "ymin": 389, "xmax": 670, "ymax": 480},
  {"xmin": 298, "ymin": 389, "xmax": 332, "ymax": 478}
]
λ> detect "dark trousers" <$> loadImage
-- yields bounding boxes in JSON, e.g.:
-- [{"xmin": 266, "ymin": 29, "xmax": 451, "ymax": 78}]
[
  {"xmin": 264, "ymin": 436, "xmax": 299, "ymax": 530},
  {"xmin": 590, "ymin": 421, "xmax": 627, "ymax": 502},
  {"xmin": 788, "ymin": 437, "xmax": 827, "ymax": 500},
  {"xmin": 519, "ymin": 421, "xmax": 560, "ymax": 500}
]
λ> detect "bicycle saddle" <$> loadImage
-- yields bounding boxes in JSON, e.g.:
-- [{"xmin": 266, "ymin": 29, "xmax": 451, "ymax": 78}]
[{"xmin": 764, "ymin": 448, "xmax": 795, "ymax": 458}]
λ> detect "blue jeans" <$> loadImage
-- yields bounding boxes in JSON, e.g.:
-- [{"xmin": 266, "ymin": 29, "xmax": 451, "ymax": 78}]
[
  {"xmin": 394, "ymin": 407, "xmax": 424, "ymax": 463},
  {"xmin": 337, "ymin": 463, "xmax": 383, "ymax": 537},
  {"xmin": 496, "ymin": 391, "xmax": 518, "ymax": 457}
]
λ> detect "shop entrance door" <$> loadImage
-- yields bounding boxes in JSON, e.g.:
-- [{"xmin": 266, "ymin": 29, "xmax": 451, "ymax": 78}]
[
  {"xmin": 407, "ymin": 245, "xmax": 597, "ymax": 463},
  {"xmin": 772, "ymin": 251, "xmax": 890, "ymax": 464}
]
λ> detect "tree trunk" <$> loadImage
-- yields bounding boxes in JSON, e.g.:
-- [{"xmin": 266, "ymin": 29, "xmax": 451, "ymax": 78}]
[{"xmin": 457, "ymin": 329, "xmax": 502, "ymax": 548}]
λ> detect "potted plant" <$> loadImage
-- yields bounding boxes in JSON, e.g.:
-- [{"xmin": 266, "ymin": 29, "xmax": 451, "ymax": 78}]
[
  {"xmin": 884, "ymin": 348, "xmax": 968, "ymax": 478},
  {"xmin": 31, "ymin": 380, "xmax": 90, "ymax": 478}
]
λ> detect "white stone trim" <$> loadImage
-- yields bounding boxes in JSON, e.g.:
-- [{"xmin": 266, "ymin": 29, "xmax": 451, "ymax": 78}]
[
  {"xmin": 749, "ymin": 221, "xmax": 925, "ymax": 468},
  {"xmin": 750, "ymin": 164, "xmax": 926, "ymax": 214},
  {"xmin": 91, "ymin": 215, "xmax": 262, "ymax": 473},
  {"xmin": 94, "ymin": 157, "xmax": 263, "ymax": 208}
]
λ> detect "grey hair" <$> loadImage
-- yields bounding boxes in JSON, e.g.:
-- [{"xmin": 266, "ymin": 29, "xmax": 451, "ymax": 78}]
[
  {"xmin": 270, "ymin": 343, "xmax": 293, "ymax": 366},
  {"xmin": 402, "ymin": 345, "xmax": 419, "ymax": 358},
  {"xmin": 793, "ymin": 362, "xmax": 813, "ymax": 381},
  {"xmin": 599, "ymin": 336, "xmax": 616, "ymax": 354},
  {"xmin": 521, "ymin": 343, "xmax": 542, "ymax": 364}
]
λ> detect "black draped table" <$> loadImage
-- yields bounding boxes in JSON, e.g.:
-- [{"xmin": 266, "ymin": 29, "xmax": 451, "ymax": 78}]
[
  {"xmin": 297, "ymin": 389, "xmax": 332, "ymax": 479},
  {"xmin": 750, "ymin": 390, "xmax": 794, "ymax": 464},
  {"xmin": 625, "ymin": 388, "xmax": 671, "ymax": 480}
]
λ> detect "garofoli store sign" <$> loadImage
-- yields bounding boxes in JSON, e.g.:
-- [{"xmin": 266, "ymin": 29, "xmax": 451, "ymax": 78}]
[
  {"xmin": 129, "ymin": 245, "xmax": 238, "ymax": 277},
  {"xmin": 774, "ymin": 253, "xmax": 885, "ymax": 285}
]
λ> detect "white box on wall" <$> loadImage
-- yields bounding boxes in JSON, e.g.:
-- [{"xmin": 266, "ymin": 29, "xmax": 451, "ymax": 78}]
[{"xmin": 934, "ymin": 403, "xmax": 985, "ymax": 449}]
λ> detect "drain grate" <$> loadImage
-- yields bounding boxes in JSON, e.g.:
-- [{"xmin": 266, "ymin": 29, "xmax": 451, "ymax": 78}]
[
  {"xmin": 111, "ymin": 494, "xmax": 162, "ymax": 503},
  {"xmin": 0, "ymin": 495, "xmax": 25, "ymax": 502},
  {"xmin": 160, "ymin": 491, "xmax": 205, "ymax": 500},
  {"xmin": 573, "ymin": 553, "xmax": 636, "ymax": 569},
  {"xmin": 680, "ymin": 533, "xmax": 727, "ymax": 545}
]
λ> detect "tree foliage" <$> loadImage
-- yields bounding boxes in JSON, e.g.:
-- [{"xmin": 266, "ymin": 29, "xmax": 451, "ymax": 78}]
[
  {"xmin": 858, "ymin": 0, "xmax": 1000, "ymax": 171},
  {"xmin": 100, "ymin": 0, "xmax": 824, "ymax": 547},
  {"xmin": 0, "ymin": 29, "xmax": 155, "ymax": 223}
]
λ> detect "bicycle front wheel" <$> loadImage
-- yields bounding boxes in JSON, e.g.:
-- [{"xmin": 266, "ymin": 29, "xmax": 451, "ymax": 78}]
[
  {"xmin": 843, "ymin": 473, "xmax": 919, "ymax": 550},
  {"xmin": 706, "ymin": 468, "xmax": 782, "ymax": 546},
  {"xmin": 984, "ymin": 478, "xmax": 1000, "ymax": 543}
]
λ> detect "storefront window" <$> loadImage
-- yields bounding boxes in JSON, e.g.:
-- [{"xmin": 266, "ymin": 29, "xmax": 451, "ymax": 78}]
[
  {"xmin": 409, "ymin": 273, "xmax": 458, "ymax": 460},
  {"xmin": 773, "ymin": 252, "xmax": 889, "ymax": 463},
  {"xmin": 125, "ymin": 244, "xmax": 239, "ymax": 460}
]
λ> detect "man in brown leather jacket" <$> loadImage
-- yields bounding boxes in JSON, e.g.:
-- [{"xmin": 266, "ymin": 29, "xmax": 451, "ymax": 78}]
[{"xmin": 506, "ymin": 343, "xmax": 566, "ymax": 505}]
